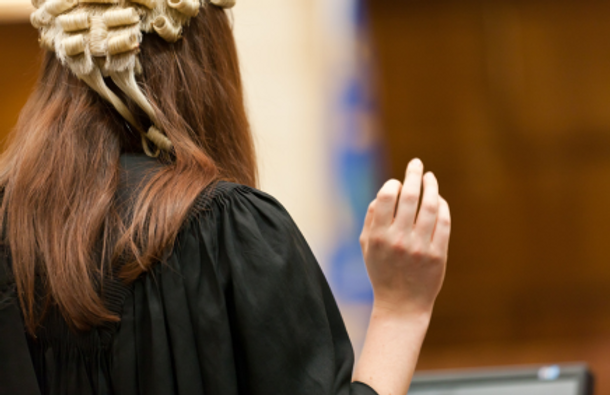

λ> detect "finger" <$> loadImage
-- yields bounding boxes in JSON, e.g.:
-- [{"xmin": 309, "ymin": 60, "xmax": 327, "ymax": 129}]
[
  {"xmin": 360, "ymin": 201, "xmax": 376, "ymax": 250},
  {"xmin": 371, "ymin": 179, "xmax": 402, "ymax": 229},
  {"xmin": 414, "ymin": 172, "xmax": 440, "ymax": 241},
  {"xmin": 431, "ymin": 196, "xmax": 451, "ymax": 253},
  {"xmin": 394, "ymin": 158, "xmax": 424, "ymax": 228}
]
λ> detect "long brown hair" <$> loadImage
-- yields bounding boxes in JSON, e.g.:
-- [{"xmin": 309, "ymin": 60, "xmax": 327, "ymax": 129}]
[{"xmin": 0, "ymin": 5, "xmax": 256, "ymax": 334}]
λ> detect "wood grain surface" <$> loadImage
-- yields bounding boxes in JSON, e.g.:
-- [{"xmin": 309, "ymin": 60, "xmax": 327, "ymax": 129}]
[
  {"xmin": 368, "ymin": 0, "xmax": 610, "ymax": 393},
  {"xmin": 0, "ymin": 23, "xmax": 41, "ymax": 142}
]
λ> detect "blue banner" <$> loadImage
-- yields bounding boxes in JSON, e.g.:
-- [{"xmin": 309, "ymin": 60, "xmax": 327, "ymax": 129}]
[{"xmin": 328, "ymin": 0, "xmax": 387, "ymax": 304}]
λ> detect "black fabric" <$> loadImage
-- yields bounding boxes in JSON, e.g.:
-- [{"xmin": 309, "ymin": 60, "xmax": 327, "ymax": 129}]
[
  {"xmin": 0, "ymin": 154, "xmax": 379, "ymax": 395},
  {"xmin": 0, "ymin": 247, "xmax": 41, "ymax": 395}
]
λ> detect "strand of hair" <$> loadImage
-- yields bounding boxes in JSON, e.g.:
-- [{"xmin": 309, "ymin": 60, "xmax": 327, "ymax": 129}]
[{"xmin": 39, "ymin": 31, "xmax": 55, "ymax": 51}]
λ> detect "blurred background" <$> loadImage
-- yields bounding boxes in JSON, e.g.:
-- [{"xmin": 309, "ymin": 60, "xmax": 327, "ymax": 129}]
[{"xmin": 3, "ymin": 0, "xmax": 610, "ymax": 393}]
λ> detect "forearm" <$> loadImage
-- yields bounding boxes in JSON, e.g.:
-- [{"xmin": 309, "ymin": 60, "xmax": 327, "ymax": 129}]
[
  {"xmin": 352, "ymin": 305, "xmax": 431, "ymax": 395},
  {"xmin": 354, "ymin": 159, "xmax": 450, "ymax": 395}
]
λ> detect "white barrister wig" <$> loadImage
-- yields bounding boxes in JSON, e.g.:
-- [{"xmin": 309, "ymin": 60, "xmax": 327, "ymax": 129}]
[{"xmin": 31, "ymin": 0, "xmax": 236, "ymax": 157}]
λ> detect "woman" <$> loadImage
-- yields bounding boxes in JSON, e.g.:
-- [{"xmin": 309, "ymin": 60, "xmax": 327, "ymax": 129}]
[{"xmin": 0, "ymin": 1, "xmax": 450, "ymax": 395}]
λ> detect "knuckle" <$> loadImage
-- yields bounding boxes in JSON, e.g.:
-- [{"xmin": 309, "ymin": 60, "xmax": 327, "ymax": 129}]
[
  {"xmin": 389, "ymin": 239, "xmax": 407, "ymax": 254},
  {"xmin": 389, "ymin": 239, "xmax": 422, "ymax": 258},
  {"xmin": 429, "ymin": 250, "xmax": 447, "ymax": 263},
  {"xmin": 377, "ymin": 190, "xmax": 396, "ymax": 203},
  {"xmin": 421, "ymin": 201, "xmax": 438, "ymax": 214},
  {"xmin": 406, "ymin": 166, "xmax": 422, "ymax": 176},
  {"xmin": 410, "ymin": 246, "xmax": 426, "ymax": 260},
  {"xmin": 386, "ymin": 179, "xmax": 402, "ymax": 188},
  {"xmin": 369, "ymin": 234, "xmax": 386, "ymax": 249},
  {"xmin": 378, "ymin": 179, "xmax": 401, "ymax": 197},
  {"xmin": 439, "ymin": 215, "xmax": 451, "ymax": 227},
  {"xmin": 401, "ymin": 191, "xmax": 419, "ymax": 204}
]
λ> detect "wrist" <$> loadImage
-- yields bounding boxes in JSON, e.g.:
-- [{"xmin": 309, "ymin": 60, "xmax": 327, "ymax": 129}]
[{"xmin": 371, "ymin": 300, "xmax": 433, "ymax": 328}]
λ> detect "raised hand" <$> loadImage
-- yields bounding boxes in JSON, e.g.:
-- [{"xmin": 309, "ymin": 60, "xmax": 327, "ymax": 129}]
[
  {"xmin": 360, "ymin": 157, "xmax": 451, "ymax": 316},
  {"xmin": 353, "ymin": 158, "xmax": 451, "ymax": 395}
]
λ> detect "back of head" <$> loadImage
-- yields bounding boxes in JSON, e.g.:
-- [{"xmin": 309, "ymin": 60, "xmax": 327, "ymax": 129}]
[{"xmin": 0, "ymin": 0, "xmax": 256, "ymax": 334}]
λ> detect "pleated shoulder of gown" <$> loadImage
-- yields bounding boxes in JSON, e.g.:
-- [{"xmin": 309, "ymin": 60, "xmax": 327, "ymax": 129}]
[{"xmin": 19, "ymin": 174, "xmax": 379, "ymax": 394}]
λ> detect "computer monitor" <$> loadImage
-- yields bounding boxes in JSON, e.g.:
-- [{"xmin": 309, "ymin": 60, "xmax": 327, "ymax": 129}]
[{"xmin": 408, "ymin": 363, "xmax": 594, "ymax": 395}]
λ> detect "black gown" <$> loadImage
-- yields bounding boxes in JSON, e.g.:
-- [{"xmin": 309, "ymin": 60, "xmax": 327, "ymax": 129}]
[{"xmin": 0, "ymin": 154, "xmax": 379, "ymax": 395}]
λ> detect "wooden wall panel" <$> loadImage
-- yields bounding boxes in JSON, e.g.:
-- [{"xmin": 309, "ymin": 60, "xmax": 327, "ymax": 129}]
[
  {"xmin": 368, "ymin": 1, "xmax": 610, "ymax": 393},
  {"xmin": 0, "ymin": 23, "xmax": 42, "ymax": 142}
]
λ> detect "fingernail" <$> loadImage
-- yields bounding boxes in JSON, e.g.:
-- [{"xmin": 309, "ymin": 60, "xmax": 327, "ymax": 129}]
[{"xmin": 411, "ymin": 158, "xmax": 422, "ymax": 167}]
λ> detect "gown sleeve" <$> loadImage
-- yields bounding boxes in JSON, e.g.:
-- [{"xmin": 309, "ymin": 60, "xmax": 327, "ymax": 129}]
[
  {"xmin": 205, "ymin": 184, "xmax": 378, "ymax": 395},
  {"xmin": 0, "ymin": 252, "xmax": 41, "ymax": 395}
]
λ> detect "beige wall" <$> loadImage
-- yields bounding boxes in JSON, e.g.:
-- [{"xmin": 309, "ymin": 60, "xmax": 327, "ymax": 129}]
[
  {"xmin": 0, "ymin": 1, "xmax": 34, "ymax": 23},
  {"xmin": 233, "ymin": 0, "xmax": 335, "ymax": 259}
]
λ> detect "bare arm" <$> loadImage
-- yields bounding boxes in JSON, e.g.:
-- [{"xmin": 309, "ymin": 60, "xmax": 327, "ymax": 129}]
[{"xmin": 353, "ymin": 158, "xmax": 451, "ymax": 395}]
